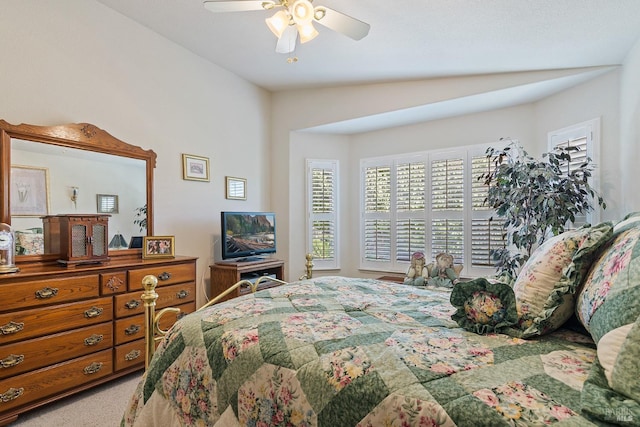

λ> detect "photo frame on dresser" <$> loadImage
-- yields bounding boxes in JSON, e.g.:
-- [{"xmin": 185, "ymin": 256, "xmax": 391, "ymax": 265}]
[{"xmin": 142, "ymin": 236, "xmax": 175, "ymax": 259}]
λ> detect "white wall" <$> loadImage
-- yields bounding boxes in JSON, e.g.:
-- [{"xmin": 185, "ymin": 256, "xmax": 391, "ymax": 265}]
[
  {"xmin": 274, "ymin": 69, "xmax": 600, "ymax": 278},
  {"xmin": 535, "ymin": 69, "xmax": 621, "ymax": 220},
  {"xmin": 620, "ymin": 37, "xmax": 640, "ymax": 213},
  {"xmin": 278, "ymin": 69, "xmax": 627, "ymax": 278},
  {"xmin": 0, "ymin": 1, "xmax": 271, "ymax": 305}
]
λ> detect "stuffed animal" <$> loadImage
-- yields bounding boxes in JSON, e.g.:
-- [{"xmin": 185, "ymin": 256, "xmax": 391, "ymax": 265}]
[
  {"xmin": 404, "ymin": 251, "xmax": 429, "ymax": 286},
  {"xmin": 427, "ymin": 252, "xmax": 460, "ymax": 288}
]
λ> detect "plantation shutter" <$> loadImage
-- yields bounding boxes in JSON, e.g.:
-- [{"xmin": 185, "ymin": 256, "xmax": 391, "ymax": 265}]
[
  {"xmin": 431, "ymin": 158, "xmax": 464, "ymax": 263},
  {"xmin": 307, "ymin": 160, "xmax": 338, "ymax": 269},
  {"xmin": 396, "ymin": 161, "xmax": 426, "ymax": 262},
  {"xmin": 363, "ymin": 165, "xmax": 392, "ymax": 261},
  {"xmin": 470, "ymin": 154, "xmax": 505, "ymax": 266}
]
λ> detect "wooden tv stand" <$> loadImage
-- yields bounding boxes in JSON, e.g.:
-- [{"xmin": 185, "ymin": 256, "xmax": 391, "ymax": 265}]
[{"xmin": 210, "ymin": 259, "xmax": 285, "ymax": 303}]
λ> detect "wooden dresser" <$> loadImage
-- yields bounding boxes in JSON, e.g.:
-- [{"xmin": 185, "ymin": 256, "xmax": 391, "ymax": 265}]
[{"xmin": 0, "ymin": 255, "xmax": 197, "ymax": 426}]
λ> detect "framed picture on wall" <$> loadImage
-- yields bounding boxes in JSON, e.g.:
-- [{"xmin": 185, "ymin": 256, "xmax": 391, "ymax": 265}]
[
  {"xmin": 10, "ymin": 165, "xmax": 50, "ymax": 216},
  {"xmin": 182, "ymin": 154, "xmax": 210, "ymax": 182},
  {"xmin": 225, "ymin": 176, "xmax": 247, "ymax": 200}
]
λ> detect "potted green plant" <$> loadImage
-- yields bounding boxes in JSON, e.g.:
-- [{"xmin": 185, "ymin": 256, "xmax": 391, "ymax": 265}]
[{"xmin": 481, "ymin": 139, "xmax": 606, "ymax": 279}]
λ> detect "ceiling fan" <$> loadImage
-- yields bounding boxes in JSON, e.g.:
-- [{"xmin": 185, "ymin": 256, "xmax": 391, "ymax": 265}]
[{"xmin": 203, "ymin": 0, "xmax": 370, "ymax": 54}]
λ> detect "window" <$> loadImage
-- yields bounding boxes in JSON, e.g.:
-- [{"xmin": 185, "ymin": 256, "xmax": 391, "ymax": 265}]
[
  {"xmin": 548, "ymin": 118, "xmax": 601, "ymax": 225},
  {"xmin": 306, "ymin": 160, "xmax": 338, "ymax": 270},
  {"xmin": 361, "ymin": 145, "xmax": 504, "ymax": 277}
]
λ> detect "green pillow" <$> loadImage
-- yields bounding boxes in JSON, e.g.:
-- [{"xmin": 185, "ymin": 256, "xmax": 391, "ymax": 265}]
[
  {"xmin": 450, "ymin": 278, "xmax": 519, "ymax": 335},
  {"xmin": 575, "ymin": 212, "xmax": 640, "ymax": 405}
]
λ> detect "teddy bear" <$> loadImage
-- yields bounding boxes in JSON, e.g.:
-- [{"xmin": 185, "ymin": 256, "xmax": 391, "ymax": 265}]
[
  {"xmin": 403, "ymin": 251, "xmax": 429, "ymax": 286},
  {"xmin": 427, "ymin": 252, "xmax": 460, "ymax": 288}
]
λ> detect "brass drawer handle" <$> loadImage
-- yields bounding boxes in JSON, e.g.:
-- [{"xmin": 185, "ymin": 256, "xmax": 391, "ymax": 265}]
[
  {"xmin": 0, "ymin": 387, "xmax": 24, "ymax": 403},
  {"xmin": 176, "ymin": 290, "xmax": 189, "ymax": 299},
  {"xmin": 35, "ymin": 287, "xmax": 59, "ymax": 299},
  {"xmin": 124, "ymin": 300, "xmax": 141, "ymax": 309},
  {"xmin": 0, "ymin": 321, "xmax": 24, "ymax": 335},
  {"xmin": 124, "ymin": 325, "xmax": 141, "ymax": 336},
  {"xmin": 83, "ymin": 362, "xmax": 103, "ymax": 375},
  {"xmin": 125, "ymin": 350, "xmax": 141, "ymax": 361},
  {"xmin": 1, "ymin": 354, "xmax": 25, "ymax": 369},
  {"xmin": 84, "ymin": 334, "xmax": 104, "ymax": 346},
  {"xmin": 158, "ymin": 272, "xmax": 171, "ymax": 281},
  {"xmin": 84, "ymin": 306, "xmax": 104, "ymax": 319}
]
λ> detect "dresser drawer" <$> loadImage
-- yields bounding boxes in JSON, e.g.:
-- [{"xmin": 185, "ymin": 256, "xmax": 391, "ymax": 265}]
[
  {"xmin": 114, "ymin": 340, "xmax": 145, "ymax": 371},
  {"xmin": 128, "ymin": 262, "xmax": 196, "ymax": 291},
  {"xmin": 114, "ymin": 301, "xmax": 196, "ymax": 345},
  {"xmin": 100, "ymin": 271, "xmax": 127, "ymax": 295},
  {"xmin": 0, "ymin": 275, "xmax": 99, "ymax": 312},
  {"xmin": 0, "ymin": 323, "xmax": 112, "ymax": 380},
  {"xmin": 114, "ymin": 282, "xmax": 196, "ymax": 318},
  {"xmin": 0, "ymin": 297, "xmax": 113, "ymax": 345},
  {"xmin": 0, "ymin": 349, "xmax": 113, "ymax": 413}
]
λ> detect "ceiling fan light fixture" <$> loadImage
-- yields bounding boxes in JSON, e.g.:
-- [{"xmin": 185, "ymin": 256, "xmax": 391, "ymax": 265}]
[
  {"xmin": 291, "ymin": 0, "xmax": 314, "ymax": 24},
  {"xmin": 261, "ymin": 1, "xmax": 276, "ymax": 10},
  {"xmin": 297, "ymin": 22, "xmax": 318, "ymax": 43},
  {"xmin": 265, "ymin": 10, "xmax": 289, "ymax": 38},
  {"xmin": 313, "ymin": 6, "xmax": 326, "ymax": 21}
]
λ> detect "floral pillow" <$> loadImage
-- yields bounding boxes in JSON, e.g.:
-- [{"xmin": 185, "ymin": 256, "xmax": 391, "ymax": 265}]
[
  {"xmin": 513, "ymin": 222, "xmax": 613, "ymax": 338},
  {"xmin": 15, "ymin": 230, "xmax": 44, "ymax": 255},
  {"xmin": 450, "ymin": 278, "xmax": 519, "ymax": 335},
  {"xmin": 575, "ymin": 212, "xmax": 640, "ymax": 405}
]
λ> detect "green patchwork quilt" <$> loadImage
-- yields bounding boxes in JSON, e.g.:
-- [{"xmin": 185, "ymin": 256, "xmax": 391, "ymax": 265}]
[{"xmin": 122, "ymin": 277, "xmax": 617, "ymax": 426}]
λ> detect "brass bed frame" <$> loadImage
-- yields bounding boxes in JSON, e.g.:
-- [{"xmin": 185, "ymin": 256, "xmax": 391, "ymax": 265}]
[{"xmin": 140, "ymin": 254, "xmax": 315, "ymax": 368}]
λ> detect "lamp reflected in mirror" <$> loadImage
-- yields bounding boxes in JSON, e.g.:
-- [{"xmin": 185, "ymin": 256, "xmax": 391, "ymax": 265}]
[{"xmin": 109, "ymin": 232, "xmax": 128, "ymax": 249}]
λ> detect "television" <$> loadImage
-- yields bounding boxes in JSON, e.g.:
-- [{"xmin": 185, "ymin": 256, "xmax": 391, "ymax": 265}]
[{"xmin": 221, "ymin": 211, "xmax": 276, "ymax": 261}]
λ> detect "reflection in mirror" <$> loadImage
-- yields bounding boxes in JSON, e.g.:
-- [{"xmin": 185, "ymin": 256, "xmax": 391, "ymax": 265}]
[{"xmin": 11, "ymin": 139, "xmax": 147, "ymax": 254}]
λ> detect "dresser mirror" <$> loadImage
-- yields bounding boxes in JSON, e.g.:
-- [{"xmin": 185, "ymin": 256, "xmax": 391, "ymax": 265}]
[{"xmin": 0, "ymin": 120, "xmax": 156, "ymax": 261}]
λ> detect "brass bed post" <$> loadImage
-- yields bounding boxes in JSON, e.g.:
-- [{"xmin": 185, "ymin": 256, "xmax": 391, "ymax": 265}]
[
  {"xmin": 299, "ymin": 253, "xmax": 314, "ymax": 280},
  {"xmin": 141, "ymin": 275, "xmax": 159, "ymax": 369}
]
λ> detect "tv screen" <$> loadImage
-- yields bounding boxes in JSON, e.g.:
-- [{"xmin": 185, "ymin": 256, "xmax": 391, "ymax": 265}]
[{"xmin": 221, "ymin": 211, "xmax": 276, "ymax": 261}]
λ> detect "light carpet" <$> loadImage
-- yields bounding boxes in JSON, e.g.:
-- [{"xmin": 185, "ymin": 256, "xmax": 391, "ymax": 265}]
[{"xmin": 8, "ymin": 371, "xmax": 142, "ymax": 427}]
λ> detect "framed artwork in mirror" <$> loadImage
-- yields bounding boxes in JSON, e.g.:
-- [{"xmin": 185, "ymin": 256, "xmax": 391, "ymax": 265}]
[
  {"xmin": 182, "ymin": 154, "xmax": 210, "ymax": 182},
  {"xmin": 97, "ymin": 194, "xmax": 119, "ymax": 213},
  {"xmin": 10, "ymin": 165, "xmax": 50, "ymax": 216},
  {"xmin": 142, "ymin": 235, "xmax": 175, "ymax": 259},
  {"xmin": 226, "ymin": 176, "xmax": 247, "ymax": 200}
]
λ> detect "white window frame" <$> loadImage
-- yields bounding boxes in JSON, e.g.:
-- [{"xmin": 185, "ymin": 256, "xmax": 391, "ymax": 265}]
[
  {"xmin": 548, "ymin": 118, "xmax": 601, "ymax": 225},
  {"xmin": 306, "ymin": 159, "xmax": 339, "ymax": 270},
  {"xmin": 360, "ymin": 143, "xmax": 505, "ymax": 278}
]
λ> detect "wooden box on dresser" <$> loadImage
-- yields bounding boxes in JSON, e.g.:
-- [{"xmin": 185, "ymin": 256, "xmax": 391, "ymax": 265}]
[{"xmin": 0, "ymin": 255, "xmax": 197, "ymax": 426}]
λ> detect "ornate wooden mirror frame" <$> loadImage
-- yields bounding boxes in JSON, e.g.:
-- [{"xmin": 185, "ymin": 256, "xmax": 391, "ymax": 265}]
[{"xmin": 0, "ymin": 120, "xmax": 156, "ymax": 262}]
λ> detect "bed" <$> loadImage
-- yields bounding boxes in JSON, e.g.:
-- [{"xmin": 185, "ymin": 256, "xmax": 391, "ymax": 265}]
[{"xmin": 122, "ymin": 213, "xmax": 640, "ymax": 427}]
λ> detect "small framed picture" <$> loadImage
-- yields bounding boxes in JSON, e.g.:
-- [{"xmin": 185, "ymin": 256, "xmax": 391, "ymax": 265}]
[
  {"xmin": 129, "ymin": 236, "xmax": 143, "ymax": 249},
  {"xmin": 96, "ymin": 194, "xmax": 119, "ymax": 213},
  {"xmin": 10, "ymin": 165, "xmax": 51, "ymax": 216},
  {"xmin": 142, "ymin": 236, "xmax": 175, "ymax": 259},
  {"xmin": 226, "ymin": 176, "xmax": 247, "ymax": 200},
  {"xmin": 182, "ymin": 154, "xmax": 210, "ymax": 182}
]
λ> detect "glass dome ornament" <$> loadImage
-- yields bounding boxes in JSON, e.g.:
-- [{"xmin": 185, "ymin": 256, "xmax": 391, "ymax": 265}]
[{"xmin": 0, "ymin": 223, "xmax": 19, "ymax": 273}]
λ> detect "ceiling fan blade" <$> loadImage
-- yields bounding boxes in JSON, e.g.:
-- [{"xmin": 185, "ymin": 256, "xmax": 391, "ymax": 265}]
[
  {"xmin": 275, "ymin": 25, "xmax": 297, "ymax": 54},
  {"xmin": 203, "ymin": 1, "xmax": 275, "ymax": 13},
  {"xmin": 315, "ymin": 7, "xmax": 370, "ymax": 41}
]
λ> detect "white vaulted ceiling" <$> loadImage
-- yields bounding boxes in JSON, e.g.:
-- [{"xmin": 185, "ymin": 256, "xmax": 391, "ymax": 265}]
[{"xmin": 95, "ymin": 1, "xmax": 640, "ymax": 131}]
